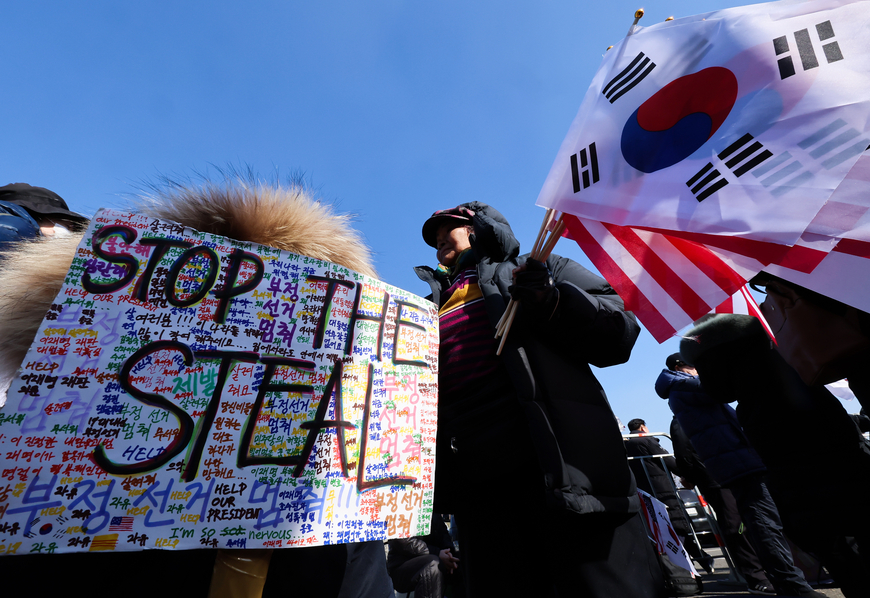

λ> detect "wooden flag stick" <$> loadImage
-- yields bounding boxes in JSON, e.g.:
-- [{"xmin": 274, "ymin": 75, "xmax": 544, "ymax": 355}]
[
  {"xmin": 531, "ymin": 208, "xmax": 556, "ymax": 258},
  {"xmin": 496, "ymin": 213, "xmax": 564, "ymax": 337},
  {"xmin": 495, "ymin": 212, "xmax": 565, "ymax": 354},
  {"xmin": 496, "ymin": 303, "xmax": 518, "ymax": 355},
  {"xmin": 495, "ymin": 299, "xmax": 517, "ymax": 338},
  {"xmin": 537, "ymin": 216, "xmax": 566, "ymax": 261},
  {"xmin": 495, "ymin": 209, "xmax": 554, "ymax": 335},
  {"xmin": 495, "ymin": 301, "xmax": 512, "ymax": 337}
]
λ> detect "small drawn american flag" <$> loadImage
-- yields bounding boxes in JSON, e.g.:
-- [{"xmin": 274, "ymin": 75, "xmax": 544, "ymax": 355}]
[{"xmin": 109, "ymin": 516, "xmax": 134, "ymax": 531}]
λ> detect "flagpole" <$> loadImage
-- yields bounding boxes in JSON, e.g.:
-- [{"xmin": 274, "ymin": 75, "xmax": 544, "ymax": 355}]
[
  {"xmin": 495, "ymin": 210, "xmax": 554, "ymax": 337},
  {"xmin": 627, "ymin": 8, "xmax": 644, "ymax": 36}
]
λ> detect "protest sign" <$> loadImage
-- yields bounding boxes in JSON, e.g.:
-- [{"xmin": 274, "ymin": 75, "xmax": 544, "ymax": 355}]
[
  {"xmin": 0, "ymin": 209, "xmax": 439, "ymax": 555},
  {"xmin": 638, "ymin": 490, "xmax": 697, "ymax": 576}
]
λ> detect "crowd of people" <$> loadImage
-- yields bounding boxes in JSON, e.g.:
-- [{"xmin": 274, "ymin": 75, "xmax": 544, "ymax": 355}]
[
  {"xmin": 1, "ymin": 182, "xmax": 867, "ymax": 598},
  {"xmin": 629, "ymin": 301, "xmax": 870, "ymax": 597}
]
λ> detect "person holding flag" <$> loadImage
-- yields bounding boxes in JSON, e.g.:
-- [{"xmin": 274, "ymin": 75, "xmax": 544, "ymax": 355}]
[{"xmin": 415, "ymin": 202, "xmax": 665, "ymax": 597}]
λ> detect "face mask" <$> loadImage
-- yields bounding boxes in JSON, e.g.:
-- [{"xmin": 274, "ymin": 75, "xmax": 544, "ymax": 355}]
[{"xmin": 50, "ymin": 222, "xmax": 72, "ymax": 237}]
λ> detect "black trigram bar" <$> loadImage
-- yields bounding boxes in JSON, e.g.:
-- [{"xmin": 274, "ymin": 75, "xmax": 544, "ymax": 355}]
[
  {"xmin": 797, "ymin": 118, "xmax": 869, "ymax": 169},
  {"xmin": 774, "ymin": 20, "xmax": 843, "ymax": 80},
  {"xmin": 774, "ymin": 35, "xmax": 796, "ymax": 79},
  {"xmin": 817, "ymin": 20, "xmax": 844, "ymax": 63},
  {"xmin": 570, "ymin": 143, "xmax": 600, "ymax": 193},
  {"xmin": 686, "ymin": 134, "xmax": 774, "ymax": 202},
  {"xmin": 602, "ymin": 52, "xmax": 656, "ymax": 104},
  {"xmin": 717, "ymin": 133, "xmax": 773, "ymax": 177},
  {"xmin": 686, "ymin": 162, "xmax": 729, "ymax": 202}
]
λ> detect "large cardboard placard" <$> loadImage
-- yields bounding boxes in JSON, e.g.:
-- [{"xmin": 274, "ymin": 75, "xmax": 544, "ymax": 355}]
[{"xmin": 0, "ymin": 209, "xmax": 438, "ymax": 555}]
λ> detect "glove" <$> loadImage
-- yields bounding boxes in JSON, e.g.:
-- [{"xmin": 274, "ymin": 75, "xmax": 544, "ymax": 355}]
[{"xmin": 509, "ymin": 258, "xmax": 559, "ymax": 318}]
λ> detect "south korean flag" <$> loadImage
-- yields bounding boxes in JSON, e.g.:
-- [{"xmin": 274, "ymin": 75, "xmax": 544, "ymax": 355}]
[{"xmin": 537, "ymin": 0, "xmax": 870, "ymax": 249}]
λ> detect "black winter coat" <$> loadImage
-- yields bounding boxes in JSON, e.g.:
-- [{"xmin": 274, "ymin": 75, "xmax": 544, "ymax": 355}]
[
  {"xmin": 416, "ymin": 202, "xmax": 642, "ymax": 516},
  {"xmin": 681, "ymin": 314, "xmax": 870, "ymax": 537},
  {"xmin": 386, "ymin": 515, "xmax": 453, "ymax": 573},
  {"xmin": 624, "ymin": 434, "xmax": 689, "ymax": 535},
  {"xmin": 670, "ymin": 418, "xmax": 720, "ymax": 492}
]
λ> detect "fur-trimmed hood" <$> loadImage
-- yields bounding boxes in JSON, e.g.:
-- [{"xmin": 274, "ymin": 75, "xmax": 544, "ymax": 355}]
[{"xmin": 0, "ymin": 181, "xmax": 377, "ymax": 402}]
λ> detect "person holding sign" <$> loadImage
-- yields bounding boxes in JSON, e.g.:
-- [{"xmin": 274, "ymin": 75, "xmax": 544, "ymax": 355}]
[
  {"xmin": 0, "ymin": 180, "xmax": 399, "ymax": 598},
  {"xmin": 415, "ymin": 203, "xmax": 665, "ymax": 597}
]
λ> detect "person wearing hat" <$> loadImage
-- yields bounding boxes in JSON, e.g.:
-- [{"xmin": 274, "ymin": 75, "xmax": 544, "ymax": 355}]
[
  {"xmin": 623, "ymin": 417, "xmax": 717, "ymax": 577},
  {"xmin": 0, "ymin": 201, "xmax": 41, "ymax": 247},
  {"xmin": 0, "ymin": 183, "xmax": 88, "ymax": 238},
  {"xmin": 415, "ymin": 202, "xmax": 664, "ymax": 597},
  {"xmin": 668, "ymin": 417, "xmax": 775, "ymax": 595},
  {"xmin": 679, "ymin": 315, "xmax": 870, "ymax": 597},
  {"xmin": 656, "ymin": 348, "xmax": 824, "ymax": 598}
]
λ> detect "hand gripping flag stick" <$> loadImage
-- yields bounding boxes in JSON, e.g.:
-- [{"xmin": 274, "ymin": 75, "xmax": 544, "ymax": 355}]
[{"xmin": 494, "ymin": 209, "xmax": 567, "ymax": 355}]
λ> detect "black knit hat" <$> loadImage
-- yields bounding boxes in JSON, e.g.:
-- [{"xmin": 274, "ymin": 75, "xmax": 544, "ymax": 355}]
[
  {"xmin": 0, "ymin": 183, "xmax": 87, "ymax": 224},
  {"xmin": 679, "ymin": 314, "xmax": 766, "ymax": 366},
  {"xmin": 665, "ymin": 352, "xmax": 684, "ymax": 371}
]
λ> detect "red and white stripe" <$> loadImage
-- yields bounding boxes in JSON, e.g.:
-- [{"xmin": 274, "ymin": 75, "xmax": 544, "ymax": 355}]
[
  {"xmin": 564, "ymin": 214, "xmax": 783, "ymax": 342},
  {"xmin": 564, "ymin": 214, "xmax": 748, "ymax": 341},
  {"xmin": 713, "ymin": 285, "xmax": 777, "ymax": 342}
]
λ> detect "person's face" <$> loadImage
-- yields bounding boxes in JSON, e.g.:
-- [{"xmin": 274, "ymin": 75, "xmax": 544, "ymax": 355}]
[
  {"xmin": 38, "ymin": 217, "xmax": 72, "ymax": 237},
  {"xmin": 435, "ymin": 222, "xmax": 471, "ymax": 267},
  {"xmin": 677, "ymin": 364, "xmax": 698, "ymax": 376}
]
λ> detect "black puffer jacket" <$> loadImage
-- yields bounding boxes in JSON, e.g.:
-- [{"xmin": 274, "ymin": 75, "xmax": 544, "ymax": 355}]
[
  {"xmin": 416, "ymin": 202, "xmax": 641, "ymax": 515},
  {"xmin": 624, "ymin": 434, "xmax": 689, "ymax": 534}
]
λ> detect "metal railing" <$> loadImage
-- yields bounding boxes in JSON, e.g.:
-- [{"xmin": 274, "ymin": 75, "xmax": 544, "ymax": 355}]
[{"xmin": 623, "ymin": 431, "xmax": 744, "ymax": 583}]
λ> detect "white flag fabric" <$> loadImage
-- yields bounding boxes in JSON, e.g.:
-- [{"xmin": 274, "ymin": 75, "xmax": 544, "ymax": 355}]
[
  {"xmin": 541, "ymin": 0, "xmax": 870, "ymax": 341},
  {"xmin": 538, "ymin": 0, "xmax": 870, "ymax": 248},
  {"xmin": 764, "ymin": 152, "xmax": 870, "ymax": 310}
]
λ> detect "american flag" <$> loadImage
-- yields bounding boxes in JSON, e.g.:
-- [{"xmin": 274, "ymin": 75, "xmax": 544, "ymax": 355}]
[
  {"xmin": 564, "ymin": 214, "xmax": 774, "ymax": 341},
  {"xmin": 109, "ymin": 516, "xmax": 134, "ymax": 531},
  {"xmin": 713, "ymin": 285, "xmax": 776, "ymax": 342}
]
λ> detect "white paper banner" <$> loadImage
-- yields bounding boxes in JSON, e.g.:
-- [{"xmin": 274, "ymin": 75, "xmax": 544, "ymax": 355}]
[{"xmin": 0, "ymin": 209, "xmax": 439, "ymax": 555}]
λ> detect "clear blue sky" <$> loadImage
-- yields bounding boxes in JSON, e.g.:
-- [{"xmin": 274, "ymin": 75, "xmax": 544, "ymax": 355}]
[{"xmin": 7, "ymin": 1, "xmax": 858, "ymax": 445}]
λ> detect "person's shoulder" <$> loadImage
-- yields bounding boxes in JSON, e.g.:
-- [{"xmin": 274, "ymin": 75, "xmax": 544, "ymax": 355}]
[
  {"xmin": 656, "ymin": 368, "xmax": 676, "ymax": 385},
  {"xmin": 544, "ymin": 254, "xmax": 612, "ymax": 290},
  {"xmin": 626, "ymin": 434, "xmax": 656, "ymax": 450}
]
